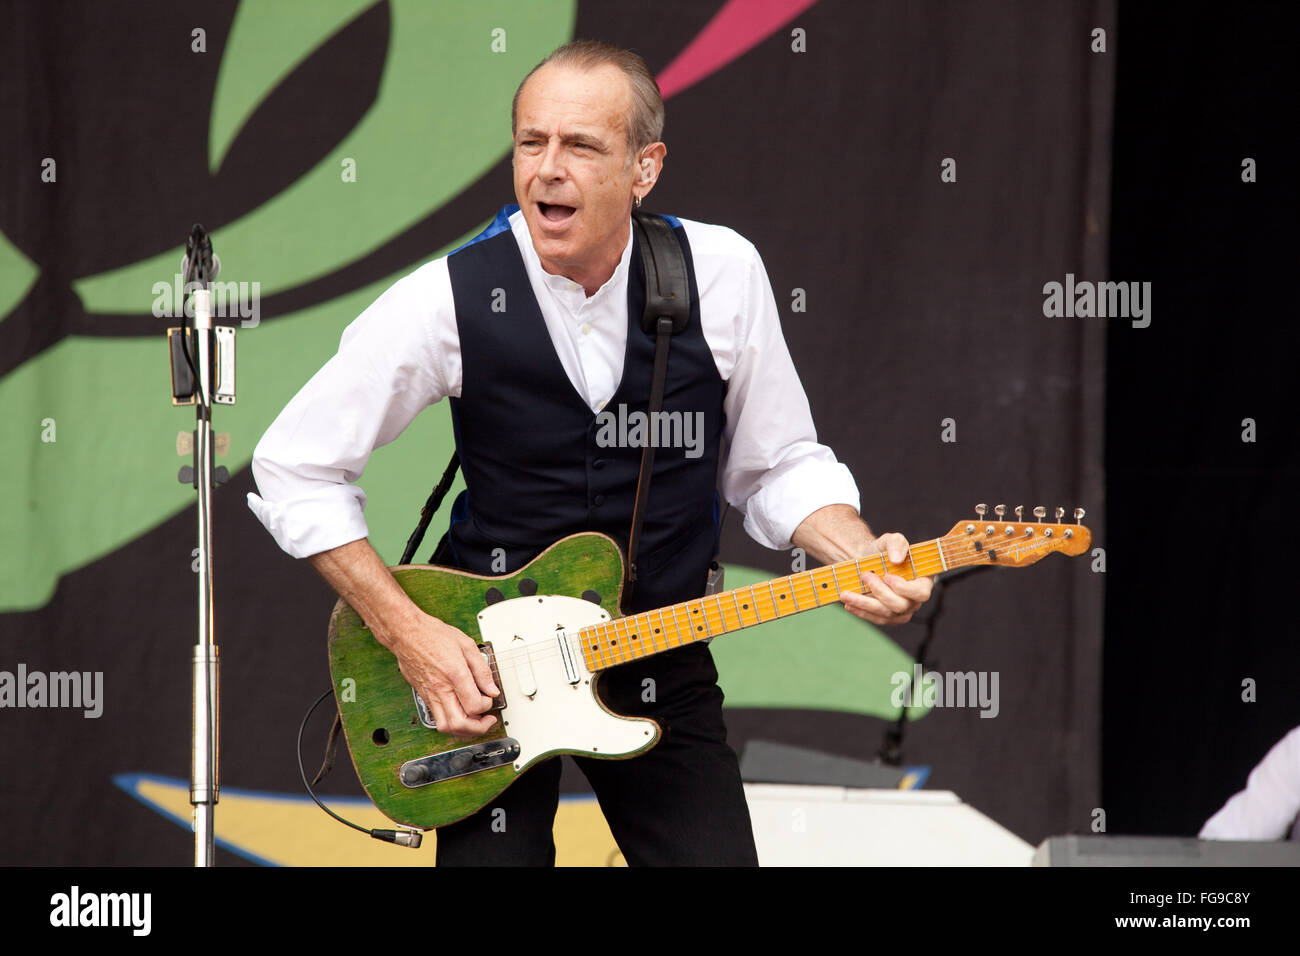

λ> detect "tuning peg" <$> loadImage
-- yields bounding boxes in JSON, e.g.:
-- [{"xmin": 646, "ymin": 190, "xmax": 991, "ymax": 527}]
[
  {"xmin": 1033, "ymin": 506, "xmax": 1046, "ymax": 521},
  {"xmin": 1014, "ymin": 505, "xmax": 1024, "ymax": 522},
  {"xmin": 1074, "ymin": 507, "xmax": 1086, "ymax": 524},
  {"xmin": 994, "ymin": 504, "xmax": 1006, "ymax": 520},
  {"xmin": 1055, "ymin": 506, "xmax": 1065, "ymax": 522},
  {"xmin": 975, "ymin": 503, "xmax": 988, "ymax": 519}
]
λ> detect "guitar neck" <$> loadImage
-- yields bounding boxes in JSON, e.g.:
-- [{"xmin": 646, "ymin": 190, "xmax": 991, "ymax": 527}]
[
  {"xmin": 577, "ymin": 514, "xmax": 1090, "ymax": 672},
  {"xmin": 579, "ymin": 541, "xmax": 947, "ymax": 672}
]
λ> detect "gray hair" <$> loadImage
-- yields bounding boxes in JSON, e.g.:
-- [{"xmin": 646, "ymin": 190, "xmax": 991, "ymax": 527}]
[{"xmin": 511, "ymin": 40, "xmax": 665, "ymax": 157}]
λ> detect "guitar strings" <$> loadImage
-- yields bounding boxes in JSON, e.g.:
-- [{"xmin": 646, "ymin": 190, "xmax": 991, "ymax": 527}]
[
  {"xmin": 478, "ymin": 529, "xmax": 1071, "ymax": 672},
  {"xmin": 492, "ymin": 530, "xmax": 1066, "ymax": 671}
]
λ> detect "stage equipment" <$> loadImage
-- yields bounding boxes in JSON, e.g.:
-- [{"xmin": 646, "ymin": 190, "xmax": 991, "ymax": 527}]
[
  {"xmin": 1034, "ymin": 835, "xmax": 1300, "ymax": 866},
  {"xmin": 168, "ymin": 224, "xmax": 233, "ymax": 866}
]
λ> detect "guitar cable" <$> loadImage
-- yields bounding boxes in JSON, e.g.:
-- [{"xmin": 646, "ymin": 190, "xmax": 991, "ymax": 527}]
[{"xmin": 297, "ymin": 688, "xmax": 424, "ymax": 848}]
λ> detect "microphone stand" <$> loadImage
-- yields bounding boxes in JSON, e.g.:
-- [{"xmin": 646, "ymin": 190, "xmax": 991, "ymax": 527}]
[{"xmin": 169, "ymin": 225, "xmax": 234, "ymax": 865}]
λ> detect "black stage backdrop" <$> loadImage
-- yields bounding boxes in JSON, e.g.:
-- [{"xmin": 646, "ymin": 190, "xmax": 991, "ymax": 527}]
[
  {"xmin": 1104, "ymin": 3, "xmax": 1300, "ymax": 837},
  {"xmin": 0, "ymin": 0, "xmax": 1118, "ymax": 864}
]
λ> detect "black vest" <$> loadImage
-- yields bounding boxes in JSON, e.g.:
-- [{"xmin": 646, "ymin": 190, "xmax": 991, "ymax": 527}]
[{"xmin": 436, "ymin": 206, "xmax": 726, "ymax": 613}]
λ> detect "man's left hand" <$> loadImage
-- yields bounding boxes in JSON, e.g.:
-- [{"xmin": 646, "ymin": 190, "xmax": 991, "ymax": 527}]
[{"xmin": 838, "ymin": 532, "xmax": 933, "ymax": 626}]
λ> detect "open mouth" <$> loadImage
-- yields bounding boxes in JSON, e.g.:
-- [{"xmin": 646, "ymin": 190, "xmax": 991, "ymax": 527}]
[{"xmin": 537, "ymin": 202, "xmax": 577, "ymax": 224}]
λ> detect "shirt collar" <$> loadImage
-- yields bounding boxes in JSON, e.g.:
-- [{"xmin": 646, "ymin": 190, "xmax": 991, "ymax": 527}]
[{"xmin": 513, "ymin": 212, "xmax": 634, "ymax": 303}]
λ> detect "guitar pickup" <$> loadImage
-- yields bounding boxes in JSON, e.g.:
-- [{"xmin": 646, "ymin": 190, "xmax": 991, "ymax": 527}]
[{"xmin": 412, "ymin": 643, "xmax": 505, "ymax": 731}]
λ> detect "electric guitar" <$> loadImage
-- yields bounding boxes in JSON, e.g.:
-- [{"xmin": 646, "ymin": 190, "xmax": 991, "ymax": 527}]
[{"xmin": 327, "ymin": 505, "xmax": 1091, "ymax": 829}]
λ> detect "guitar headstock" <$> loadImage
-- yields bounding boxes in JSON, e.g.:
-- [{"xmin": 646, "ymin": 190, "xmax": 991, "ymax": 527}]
[{"xmin": 943, "ymin": 504, "xmax": 1092, "ymax": 567}]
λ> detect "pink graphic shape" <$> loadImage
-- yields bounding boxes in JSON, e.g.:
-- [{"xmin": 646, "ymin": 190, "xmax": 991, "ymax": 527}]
[{"xmin": 656, "ymin": 0, "xmax": 821, "ymax": 100}]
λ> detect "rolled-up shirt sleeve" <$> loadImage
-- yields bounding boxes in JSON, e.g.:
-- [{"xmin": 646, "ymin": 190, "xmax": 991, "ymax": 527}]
[
  {"xmin": 247, "ymin": 260, "xmax": 454, "ymax": 558},
  {"xmin": 1199, "ymin": 726, "xmax": 1300, "ymax": 840},
  {"xmin": 716, "ymin": 238, "xmax": 860, "ymax": 551}
]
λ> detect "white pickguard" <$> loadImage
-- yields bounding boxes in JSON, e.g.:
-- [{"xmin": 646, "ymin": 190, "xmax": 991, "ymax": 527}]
[{"xmin": 474, "ymin": 595, "xmax": 659, "ymax": 769}]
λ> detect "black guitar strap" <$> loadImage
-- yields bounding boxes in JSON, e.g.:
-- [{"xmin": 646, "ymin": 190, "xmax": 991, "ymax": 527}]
[
  {"xmin": 623, "ymin": 210, "xmax": 691, "ymax": 607},
  {"xmin": 400, "ymin": 451, "xmax": 461, "ymax": 566}
]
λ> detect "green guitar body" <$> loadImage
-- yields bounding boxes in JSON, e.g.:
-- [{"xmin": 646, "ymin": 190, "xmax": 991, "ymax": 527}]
[{"xmin": 327, "ymin": 532, "xmax": 652, "ymax": 830}]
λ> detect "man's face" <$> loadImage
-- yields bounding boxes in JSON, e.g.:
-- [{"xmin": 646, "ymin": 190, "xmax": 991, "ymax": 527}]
[{"xmin": 513, "ymin": 62, "xmax": 641, "ymax": 285}]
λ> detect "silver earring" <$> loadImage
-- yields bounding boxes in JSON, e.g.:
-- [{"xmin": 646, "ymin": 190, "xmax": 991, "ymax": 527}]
[{"xmin": 634, "ymin": 194, "xmax": 642, "ymax": 208}]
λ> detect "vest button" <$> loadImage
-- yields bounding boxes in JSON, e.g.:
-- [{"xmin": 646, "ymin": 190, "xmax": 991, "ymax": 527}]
[{"xmin": 593, "ymin": 494, "xmax": 606, "ymax": 506}]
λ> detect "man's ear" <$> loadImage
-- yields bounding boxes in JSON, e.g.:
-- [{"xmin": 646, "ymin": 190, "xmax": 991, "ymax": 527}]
[{"xmin": 636, "ymin": 142, "xmax": 667, "ymax": 196}]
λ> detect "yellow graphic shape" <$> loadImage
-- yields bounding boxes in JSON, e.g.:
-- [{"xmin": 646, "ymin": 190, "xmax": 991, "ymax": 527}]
[{"xmin": 125, "ymin": 775, "xmax": 623, "ymax": 866}]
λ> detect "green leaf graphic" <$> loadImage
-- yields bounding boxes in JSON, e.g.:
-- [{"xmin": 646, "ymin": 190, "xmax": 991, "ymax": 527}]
[
  {"xmin": 0, "ymin": 229, "xmax": 39, "ymax": 321},
  {"xmin": 72, "ymin": 0, "xmax": 575, "ymax": 309},
  {"xmin": 209, "ymin": 0, "xmax": 381, "ymax": 174},
  {"xmin": 0, "ymin": 224, "xmax": 482, "ymax": 612},
  {"xmin": 4, "ymin": 2, "xmax": 576, "ymax": 610}
]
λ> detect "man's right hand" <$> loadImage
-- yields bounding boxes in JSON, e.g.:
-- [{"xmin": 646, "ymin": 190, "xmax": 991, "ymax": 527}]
[
  {"xmin": 388, "ymin": 612, "xmax": 501, "ymax": 739},
  {"xmin": 306, "ymin": 538, "xmax": 501, "ymax": 739}
]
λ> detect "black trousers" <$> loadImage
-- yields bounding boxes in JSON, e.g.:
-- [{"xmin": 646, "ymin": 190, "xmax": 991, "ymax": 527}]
[{"xmin": 434, "ymin": 644, "xmax": 759, "ymax": 866}]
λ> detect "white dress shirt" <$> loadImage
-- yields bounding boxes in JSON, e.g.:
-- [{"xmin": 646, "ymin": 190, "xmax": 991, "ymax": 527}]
[
  {"xmin": 1200, "ymin": 726, "xmax": 1300, "ymax": 840},
  {"xmin": 248, "ymin": 208, "xmax": 859, "ymax": 559}
]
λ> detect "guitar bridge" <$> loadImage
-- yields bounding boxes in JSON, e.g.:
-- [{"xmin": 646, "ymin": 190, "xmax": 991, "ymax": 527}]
[{"xmin": 412, "ymin": 643, "xmax": 505, "ymax": 731}]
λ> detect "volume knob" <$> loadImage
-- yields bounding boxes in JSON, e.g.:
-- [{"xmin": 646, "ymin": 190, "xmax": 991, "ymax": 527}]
[
  {"xmin": 450, "ymin": 751, "xmax": 474, "ymax": 772},
  {"xmin": 401, "ymin": 763, "xmax": 431, "ymax": 785}
]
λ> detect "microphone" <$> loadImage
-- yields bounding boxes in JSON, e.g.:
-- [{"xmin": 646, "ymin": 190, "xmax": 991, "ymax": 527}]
[{"xmin": 180, "ymin": 223, "xmax": 220, "ymax": 285}]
